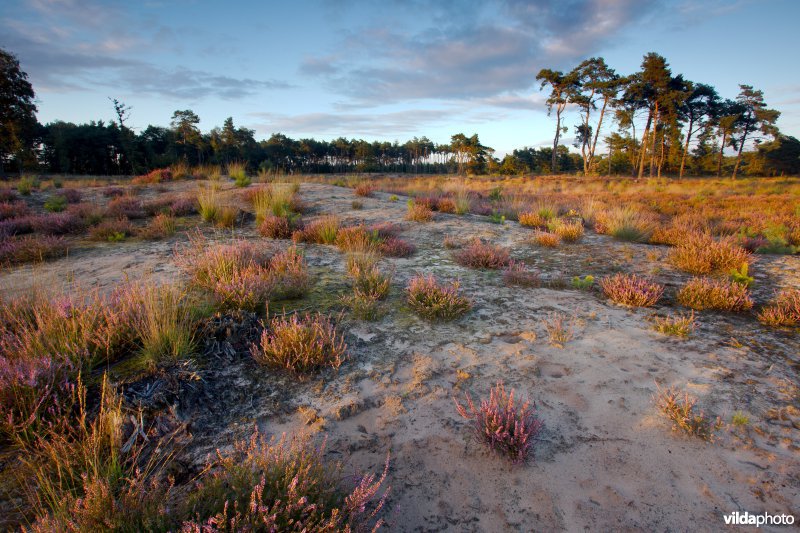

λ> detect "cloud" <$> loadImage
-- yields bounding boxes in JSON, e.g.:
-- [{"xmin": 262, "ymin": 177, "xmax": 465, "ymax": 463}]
[{"xmin": 303, "ymin": 0, "xmax": 658, "ymax": 104}]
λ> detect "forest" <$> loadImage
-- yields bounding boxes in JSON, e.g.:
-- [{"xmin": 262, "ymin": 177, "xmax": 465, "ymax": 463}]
[{"xmin": 1, "ymin": 49, "xmax": 798, "ymax": 177}]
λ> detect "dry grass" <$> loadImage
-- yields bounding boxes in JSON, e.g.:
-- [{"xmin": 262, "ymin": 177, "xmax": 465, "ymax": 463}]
[
  {"xmin": 251, "ymin": 313, "xmax": 346, "ymax": 374},
  {"xmin": 668, "ymin": 233, "xmax": 751, "ymax": 275},
  {"xmin": 652, "ymin": 311, "xmax": 697, "ymax": 337}
]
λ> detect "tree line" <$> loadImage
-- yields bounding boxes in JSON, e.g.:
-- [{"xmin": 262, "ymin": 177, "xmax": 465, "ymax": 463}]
[{"xmin": 1, "ymin": 47, "xmax": 797, "ymax": 177}]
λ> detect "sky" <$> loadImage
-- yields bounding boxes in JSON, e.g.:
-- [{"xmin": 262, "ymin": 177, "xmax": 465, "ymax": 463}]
[{"xmin": 2, "ymin": 0, "xmax": 799, "ymax": 157}]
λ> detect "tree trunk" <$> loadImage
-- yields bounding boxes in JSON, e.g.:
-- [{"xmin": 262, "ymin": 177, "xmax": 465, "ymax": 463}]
[
  {"xmin": 716, "ymin": 131, "xmax": 728, "ymax": 177},
  {"xmin": 649, "ymin": 103, "xmax": 660, "ymax": 177},
  {"xmin": 637, "ymin": 110, "xmax": 653, "ymax": 179},
  {"xmin": 588, "ymin": 97, "xmax": 609, "ymax": 175},
  {"xmin": 679, "ymin": 116, "xmax": 695, "ymax": 179},
  {"xmin": 552, "ymin": 108, "xmax": 562, "ymax": 174},
  {"xmin": 732, "ymin": 124, "xmax": 749, "ymax": 179}
]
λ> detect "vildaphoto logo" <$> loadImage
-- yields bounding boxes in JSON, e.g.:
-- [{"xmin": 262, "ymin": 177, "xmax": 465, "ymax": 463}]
[{"xmin": 723, "ymin": 511, "xmax": 795, "ymax": 527}]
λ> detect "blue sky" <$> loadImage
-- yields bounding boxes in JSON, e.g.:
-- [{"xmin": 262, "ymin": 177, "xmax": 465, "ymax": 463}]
[{"xmin": 2, "ymin": 0, "xmax": 798, "ymax": 156}]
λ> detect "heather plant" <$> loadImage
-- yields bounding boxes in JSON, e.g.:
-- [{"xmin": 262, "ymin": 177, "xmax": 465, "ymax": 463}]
[
  {"xmin": 251, "ymin": 313, "xmax": 346, "ymax": 374},
  {"xmin": 379, "ymin": 237, "xmax": 415, "ymax": 258},
  {"xmin": 0, "ymin": 200, "xmax": 30, "ymax": 220},
  {"xmin": 676, "ymin": 277, "xmax": 753, "ymax": 311},
  {"xmin": 600, "ymin": 273, "xmax": 664, "ymax": 307},
  {"xmin": 347, "ymin": 260, "xmax": 391, "ymax": 300},
  {"xmin": 437, "ymin": 197, "xmax": 456, "ymax": 213},
  {"xmin": 551, "ymin": 219, "xmax": 584, "ymax": 242},
  {"xmin": 89, "ymin": 217, "xmax": 134, "ymax": 241},
  {"xmin": 60, "ymin": 188, "xmax": 82, "ymax": 203},
  {"xmin": 543, "ymin": 312, "xmax": 573, "ymax": 348},
  {"xmin": 454, "ymin": 382, "xmax": 543, "ymax": 464},
  {"xmin": 0, "ymin": 187, "xmax": 17, "ymax": 202},
  {"xmin": 181, "ymin": 431, "xmax": 388, "ymax": 531},
  {"xmin": 654, "ymin": 385, "xmax": 722, "ymax": 441},
  {"xmin": 652, "ymin": 311, "xmax": 696, "ymax": 337},
  {"xmin": 258, "ymin": 214, "xmax": 295, "ymax": 239},
  {"xmin": 502, "ymin": 260, "xmax": 539, "ymax": 287},
  {"xmin": 0, "ymin": 235, "xmax": 69, "ymax": 264},
  {"xmin": 336, "ymin": 225, "xmax": 380, "ymax": 254},
  {"xmin": 132, "ymin": 167, "xmax": 173, "ymax": 184},
  {"xmin": 43, "ymin": 195, "xmax": 67, "ymax": 213},
  {"xmin": 354, "ymin": 182, "xmax": 375, "ymax": 197},
  {"xmin": 406, "ymin": 200, "xmax": 434, "ymax": 222},
  {"xmin": 31, "ymin": 212, "xmax": 85, "ymax": 235},
  {"xmin": 518, "ymin": 211, "xmax": 547, "ymax": 228},
  {"xmin": 295, "ymin": 215, "xmax": 340, "ymax": 244},
  {"xmin": 107, "ymin": 196, "xmax": 145, "ymax": 219},
  {"xmin": 267, "ymin": 246, "xmax": 311, "ymax": 300},
  {"xmin": 531, "ymin": 231, "xmax": 561, "ymax": 248},
  {"xmin": 454, "ymin": 238, "xmax": 511, "ymax": 269},
  {"xmin": 757, "ymin": 288, "xmax": 800, "ymax": 327},
  {"xmin": 140, "ymin": 213, "xmax": 176, "ymax": 239},
  {"xmin": 406, "ymin": 274, "xmax": 472, "ymax": 321},
  {"xmin": 669, "ymin": 232, "xmax": 751, "ymax": 275}
]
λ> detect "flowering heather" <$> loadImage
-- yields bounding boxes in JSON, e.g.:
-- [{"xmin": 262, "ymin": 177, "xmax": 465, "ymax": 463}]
[
  {"xmin": 406, "ymin": 274, "xmax": 472, "ymax": 320},
  {"xmin": 168, "ymin": 195, "xmax": 197, "ymax": 216},
  {"xmin": 0, "ymin": 215, "xmax": 34, "ymax": 237},
  {"xmin": 0, "ymin": 187, "xmax": 17, "ymax": 202},
  {"xmin": 437, "ymin": 197, "xmax": 456, "ymax": 213},
  {"xmin": 676, "ymin": 277, "xmax": 753, "ymax": 312},
  {"xmin": 182, "ymin": 431, "xmax": 388, "ymax": 531},
  {"xmin": 669, "ymin": 232, "xmax": 751, "ymax": 275},
  {"xmin": 380, "ymin": 237, "xmax": 416, "ymax": 258},
  {"xmin": 454, "ymin": 239, "xmax": 511, "ymax": 269},
  {"xmin": 405, "ymin": 201, "xmax": 434, "ymax": 222},
  {"xmin": 102, "ymin": 186, "xmax": 125, "ymax": 198},
  {"xmin": 88, "ymin": 217, "xmax": 134, "ymax": 241},
  {"xmin": 251, "ymin": 313, "xmax": 346, "ymax": 374},
  {"xmin": 106, "ymin": 196, "xmax": 145, "ymax": 219},
  {"xmin": 60, "ymin": 188, "xmax": 82, "ymax": 203},
  {"xmin": 31, "ymin": 212, "xmax": 85, "ymax": 235},
  {"xmin": 258, "ymin": 214, "xmax": 294, "ymax": 239},
  {"xmin": 132, "ymin": 167, "xmax": 173, "ymax": 184},
  {"xmin": 354, "ymin": 182, "xmax": 375, "ymax": 197},
  {"xmin": 531, "ymin": 231, "xmax": 561, "ymax": 248},
  {"xmin": 0, "ymin": 235, "xmax": 69, "ymax": 264},
  {"xmin": 294, "ymin": 215, "xmax": 340, "ymax": 244},
  {"xmin": 0, "ymin": 200, "xmax": 30, "ymax": 221},
  {"xmin": 758, "ymin": 288, "xmax": 800, "ymax": 327},
  {"xmin": 543, "ymin": 312, "xmax": 573, "ymax": 348},
  {"xmin": 454, "ymin": 382, "xmax": 543, "ymax": 464},
  {"xmin": 348, "ymin": 261, "xmax": 391, "ymax": 300},
  {"xmin": 654, "ymin": 385, "xmax": 722, "ymax": 441},
  {"xmin": 502, "ymin": 260, "xmax": 540, "ymax": 287},
  {"xmin": 600, "ymin": 273, "xmax": 664, "ymax": 307},
  {"xmin": 267, "ymin": 246, "xmax": 311, "ymax": 300},
  {"xmin": 368, "ymin": 221, "xmax": 401, "ymax": 239}
]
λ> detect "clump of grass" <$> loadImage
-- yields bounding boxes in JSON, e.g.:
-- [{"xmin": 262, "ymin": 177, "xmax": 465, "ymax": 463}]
[
  {"xmin": 551, "ymin": 219, "xmax": 584, "ymax": 242},
  {"xmin": 89, "ymin": 217, "xmax": 134, "ymax": 242},
  {"xmin": 250, "ymin": 183, "xmax": 301, "ymax": 222},
  {"xmin": 43, "ymin": 195, "xmax": 67, "ymax": 213},
  {"xmin": 731, "ymin": 411, "xmax": 750, "ymax": 427},
  {"xmin": 571, "ymin": 275, "xmax": 594, "ymax": 290},
  {"xmin": 676, "ymin": 277, "xmax": 753, "ymax": 312},
  {"xmin": 543, "ymin": 312, "xmax": 573, "ymax": 348},
  {"xmin": 531, "ymin": 231, "xmax": 561, "ymax": 248},
  {"xmin": 502, "ymin": 260, "xmax": 539, "ymax": 287},
  {"xmin": 406, "ymin": 274, "xmax": 471, "ymax": 321},
  {"xmin": 354, "ymin": 182, "xmax": 374, "ymax": 197},
  {"xmin": 228, "ymin": 161, "xmax": 250, "ymax": 187},
  {"xmin": 17, "ymin": 175, "xmax": 40, "ymax": 195},
  {"xmin": 757, "ymin": 288, "xmax": 800, "ymax": 327},
  {"xmin": 406, "ymin": 201, "xmax": 434, "ymax": 222},
  {"xmin": 294, "ymin": 215, "xmax": 340, "ymax": 244},
  {"xmin": 669, "ymin": 233, "xmax": 751, "ymax": 275},
  {"xmin": 654, "ymin": 385, "xmax": 722, "ymax": 441},
  {"xmin": 518, "ymin": 211, "xmax": 547, "ymax": 228},
  {"xmin": 600, "ymin": 273, "xmax": 663, "ymax": 307},
  {"xmin": 351, "ymin": 200, "xmax": 363, "ymax": 210},
  {"xmin": 454, "ymin": 191, "xmax": 471, "ymax": 215},
  {"xmin": 380, "ymin": 237, "xmax": 415, "ymax": 258},
  {"xmin": 389, "ymin": 194, "xmax": 399, "ymax": 202},
  {"xmin": 0, "ymin": 235, "xmax": 69, "ymax": 264},
  {"xmin": 267, "ymin": 246, "xmax": 311, "ymax": 300},
  {"xmin": 454, "ymin": 381, "xmax": 543, "ymax": 464},
  {"xmin": 595, "ymin": 207, "xmax": 654, "ymax": 243},
  {"xmin": 140, "ymin": 213, "xmax": 176, "ymax": 240},
  {"xmin": 454, "ymin": 238, "xmax": 511, "ymax": 269},
  {"xmin": 197, "ymin": 185, "xmax": 221, "ymax": 223},
  {"xmin": 181, "ymin": 431, "xmax": 388, "ymax": 531},
  {"xmin": 652, "ymin": 311, "xmax": 696, "ymax": 337},
  {"xmin": 335, "ymin": 225, "xmax": 380, "ymax": 254},
  {"xmin": 171, "ymin": 160, "xmax": 191, "ymax": 179},
  {"xmin": 215, "ymin": 206, "xmax": 239, "ymax": 228},
  {"xmin": 251, "ymin": 313, "xmax": 346, "ymax": 374},
  {"xmin": 258, "ymin": 214, "xmax": 295, "ymax": 239}
]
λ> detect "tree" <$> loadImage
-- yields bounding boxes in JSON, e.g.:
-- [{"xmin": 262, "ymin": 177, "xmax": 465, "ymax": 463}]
[
  {"xmin": 756, "ymin": 135, "xmax": 800, "ymax": 176},
  {"xmin": 570, "ymin": 57, "xmax": 619, "ymax": 175},
  {"xmin": 0, "ymin": 48, "xmax": 38, "ymax": 176},
  {"xmin": 730, "ymin": 85, "xmax": 780, "ymax": 179},
  {"xmin": 170, "ymin": 109, "xmax": 202, "ymax": 162},
  {"xmin": 536, "ymin": 68, "xmax": 577, "ymax": 173},
  {"xmin": 677, "ymin": 83, "xmax": 718, "ymax": 178},
  {"xmin": 714, "ymin": 99, "xmax": 742, "ymax": 177}
]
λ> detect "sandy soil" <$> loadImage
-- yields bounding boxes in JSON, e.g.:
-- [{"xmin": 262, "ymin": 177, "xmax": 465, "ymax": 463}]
[{"xmin": 2, "ymin": 181, "xmax": 798, "ymax": 531}]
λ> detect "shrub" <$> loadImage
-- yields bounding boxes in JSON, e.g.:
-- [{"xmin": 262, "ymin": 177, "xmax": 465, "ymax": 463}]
[
  {"xmin": 89, "ymin": 217, "xmax": 134, "ymax": 241},
  {"xmin": 551, "ymin": 219, "xmax": 584, "ymax": 242},
  {"xmin": 654, "ymin": 385, "xmax": 721, "ymax": 441},
  {"xmin": 0, "ymin": 187, "xmax": 17, "ymax": 202},
  {"xmin": 61, "ymin": 188, "xmax": 82, "ymax": 203},
  {"xmin": 17, "ymin": 175, "xmax": 40, "ymax": 195},
  {"xmin": 454, "ymin": 238, "xmax": 510, "ymax": 269},
  {"xmin": 267, "ymin": 246, "xmax": 311, "ymax": 300},
  {"xmin": 437, "ymin": 197, "xmax": 456, "ymax": 213},
  {"xmin": 43, "ymin": 195, "xmax": 67, "ymax": 213},
  {"xmin": 531, "ymin": 231, "xmax": 561, "ymax": 248},
  {"xmin": 389, "ymin": 194, "xmax": 399, "ymax": 202},
  {"xmin": 336, "ymin": 225, "xmax": 379, "ymax": 254},
  {"xmin": 168, "ymin": 196, "xmax": 197, "ymax": 216},
  {"xmin": 351, "ymin": 200, "xmax": 363, "ymax": 210},
  {"xmin": 354, "ymin": 183, "xmax": 374, "ymax": 197},
  {"xmin": 251, "ymin": 313, "xmax": 346, "ymax": 374},
  {"xmin": 258, "ymin": 215, "xmax": 294, "ymax": 239},
  {"xmin": 406, "ymin": 201, "xmax": 434, "ymax": 222},
  {"xmin": 295, "ymin": 215, "xmax": 339, "ymax": 244},
  {"xmin": 31, "ymin": 212, "xmax": 85, "ymax": 235},
  {"xmin": 518, "ymin": 211, "xmax": 547, "ymax": 228},
  {"xmin": 0, "ymin": 200, "xmax": 30, "ymax": 221},
  {"xmin": 406, "ymin": 274, "xmax": 471, "ymax": 320},
  {"xmin": 502, "ymin": 260, "xmax": 539, "ymax": 287},
  {"xmin": 380, "ymin": 237, "xmax": 415, "ymax": 258},
  {"xmin": 669, "ymin": 233, "xmax": 751, "ymax": 275},
  {"xmin": 676, "ymin": 277, "xmax": 753, "ymax": 311},
  {"xmin": 600, "ymin": 273, "xmax": 663, "ymax": 307},
  {"xmin": 652, "ymin": 311, "xmax": 696, "ymax": 337},
  {"xmin": 102, "ymin": 186, "xmax": 125, "ymax": 198},
  {"xmin": 181, "ymin": 431, "xmax": 388, "ymax": 531},
  {"xmin": 106, "ymin": 196, "xmax": 145, "ymax": 219},
  {"xmin": 757, "ymin": 288, "xmax": 800, "ymax": 327},
  {"xmin": 454, "ymin": 381, "xmax": 543, "ymax": 464},
  {"xmin": 228, "ymin": 161, "xmax": 250, "ymax": 187},
  {"xmin": 348, "ymin": 261, "xmax": 391, "ymax": 300},
  {"xmin": 0, "ymin": 235, "xmax": 69, "ymax": 265},
  {"xmin": 543, "ymin": 312, "xmax": 573, "ymax": 348},
  {"xmin": 139, "ymin": 213, "xmax": 176, "ymax": 240},
  {"xmin": 132, "ymin": 168, "xmax": 173, "ymax": 184},
  {"xmin": 0, "ymin": 215, "xmax": 34, "ymax": 237}
]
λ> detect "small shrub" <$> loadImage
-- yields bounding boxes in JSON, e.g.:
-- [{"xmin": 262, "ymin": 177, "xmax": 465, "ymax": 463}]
[
  {"xmin": 61, "ymin": 188, "xmax": 82, "ymax": 203},
  {"xmin": 454, "ymin": 381, "xmax": 543, "ymax": 464},
  {"xmin": 107, "ymin": 196, "xmax": 145, "ymax": 219},
  {"xmin": 351, "ymin": 200, "xmax": 363, "ymax": 210},
  {"xmin": 348, "ymin": 261, "xmax": 391, "ymax": 300},
  {"xmin": 43, "ymin": 195, "xmax": 67, "ymax": 213},
  {"xmin": 140, "ymin": 213, "xmax": 176, "ymax": 240},
  {"xmin": 406, "ymin": 274, "xmax": 471, "ymax": 320},
  {"xmin": 571, "ymin": 275, "xmax": 594, "ymax": 290},
  {"xmin": 406, "ymin": 201, "xmax": 434, "ymax": 222},
  {"xmin": 454, "ymin": 238, "xmax": 510, "ymax": 269},
  {"xmin": 354, "ymin": 183, "xmax": 374, "ymax": 197},
  {"xmin": 502, "ymin": 260, "xmax": 539, "ymax": 287},
  {"xmin": 489, "ymin": 211, "xmax": 506, "ymax": 225},
  {"xmin": 103, "ymin": 186, "xmax": 125, "ymax": 198},
  {"xmin": 731, "ymin": 411, "xmax": 750, "ymax": 427},
  {"xmin": 341, "ymin": 290, "xmax": 384, "ymax": 321},
  {"xmin": 336, "ymin": 225, "xmax": 379, "ymax": 254},
  {"xmin": 677, "ymin": 277, "xmax": 753, "ymax": 312},
  {"xmin": 168, "ymin": 196, "xmax": 197, "ymax": 216},
  {"xmin": 0, "ymin": 187, "xmax": 17, "ymax": 202},
  {"xmin": 267, "ymin": 246, "xmax": 311, "ymax": 300},
  {"xmin": 757, "ymin": 288, "xmax": 800, "ymax": 327},
  {"xmin": 669, "ymin": 233, "xmax": 751, "ymax": 275},
  {"xmin": 543, "ymin": 312, "xmax": 573, "ymax": 348},
  {"xmin": 17, "ymin": 175, "xmax": 40, "ymax": 195},
  {"xmin": 0, "ymin": 215, "xmax": 34, "ymax": 237},
  {"xmin": 132, "ymin": 168, "xmax": 173, "ymax": 184},
  {"xmin": 600, "ymin": 273, "xmax": 663, "ymax": 307},
  {"xmin": 531, "ymin": 231, "xmax": 561, "ymax": 248},
  {"xmin": 251, "ymin": 313, "xmax": 346, "ymax": 374},
  {"xmin": 215, "ymin": 206, "xmax": 239, "ymax": 228},
  {"xmin": 31, "ymin": 212, "xmax": 84, "ymax": 235},
  {"xmin": 654, "ymin": 385, "xmax": 721, "ymax": 441},
  {"xmin": 380, "ymin": 237, "xmax": 415, "ymax": 258},
  {"xmin": 258, "ymin": 215, "xmax": 294, "ymax": 239},
  {"xmin": 389, "ymin": 194, "xmax": 399, "ymax": 202},
  {"xmin": 295, "ymin": 216, "xmax": 339, "ymax": 244},
  {"xmin": 652, "ymin": 311, "xmax": 696, "ymax": 337},
  {"xmin": 552, "ymin": 219, "xmax": 584, "ymax": 242},
  {"xmin": 228, "ymin": 161, "xmax": 250, "ymax": 186},
  {"xmin": 437, "ymin": 197, "xmax": 456, "ymax": 213},
  {"xmin": 89, "ymin": 217, "xmax": 134, "ymax": 241},
  {"xmin": 0, "ymin": 200, "xmax": 30, "ymax": 221}
]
